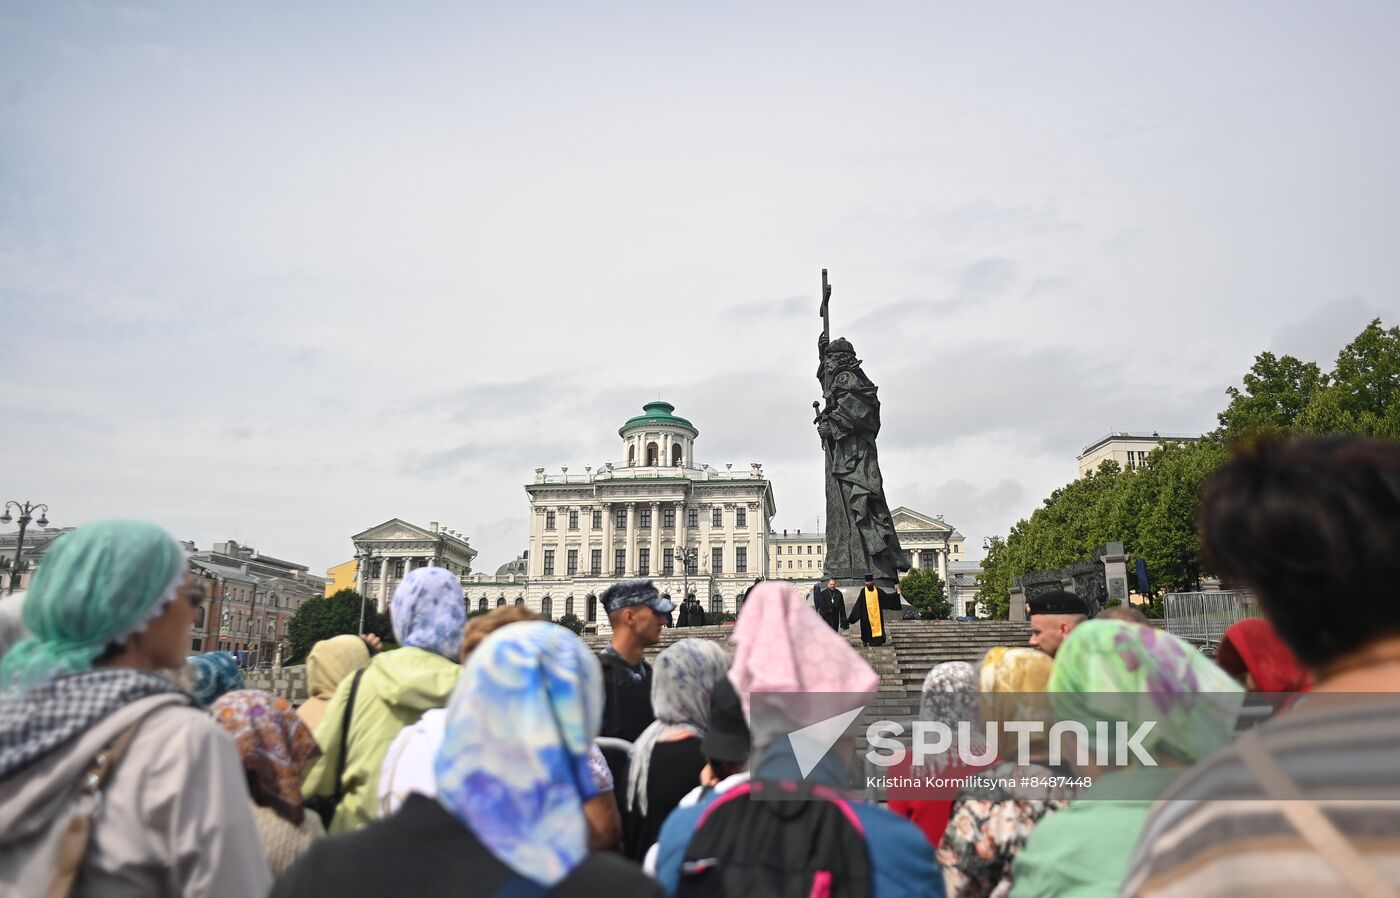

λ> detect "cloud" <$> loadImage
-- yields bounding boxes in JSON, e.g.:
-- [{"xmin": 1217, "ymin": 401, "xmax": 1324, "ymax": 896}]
[{"xmin": 1270, "ymin": 294, "xmax": 1397, "ymax": 366}]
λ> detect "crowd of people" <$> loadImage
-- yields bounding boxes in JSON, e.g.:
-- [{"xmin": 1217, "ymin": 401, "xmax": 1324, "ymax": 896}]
[{"xmin": 0, "ymin": 434, "xmax": 1397, "ymax": 897}]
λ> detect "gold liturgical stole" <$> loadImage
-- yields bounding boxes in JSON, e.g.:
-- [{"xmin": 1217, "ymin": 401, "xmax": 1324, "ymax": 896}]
[{"xmin": 863, "ymin": 587, "xmax": 883, "ymax": 639}]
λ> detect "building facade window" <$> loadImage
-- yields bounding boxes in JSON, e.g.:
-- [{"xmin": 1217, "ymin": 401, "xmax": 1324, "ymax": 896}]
[
  {"xmin": 590, "ymin": 549, "xmax": 602, "ymax": 576},
  {"xmin": 541, "ymin": 596, "xmax": 553, "ymax": 619},
  {"xmin": 545, "ymin": 511, "xmax": 556, "ymax": 530},
  {"xmin": 711, "ymin": 594, "xmax": 723, "ymax": 615},
  {"xmin": 663, "ymin": 548, "xmax": 674, "ymax": 575},
  {"xmin": 639, "ymin": 548, "xmax": 650, "ymax": 576},
  {"xmin": 393, "ymin": 558, "xmax": 405, "ymax": 578},
  {"xmin": 736, "ymin": 547, "xmax": 747, "ymax": 573},
  {"xmin": 568, "ymin": 510, "xmax": 579, "ymax": 530},
  {"xmin": 497, "ymin": 597, "xmax": 506, "ymax": 607},
  {"xmin": 586, "ymin": 594, "xmax": 597, "ymax": 622},
  {"xmin": 478, "ymin": 597, "xmax": 488, "ymax": 612},
  {"xmin": 663, "ymin": 508, "xmax": 675, "ymax": 528},
  {"xmin": 614, "ymin": 549, "xmax": 625, "ymax": 577},
  {"xmin": 672, "ymin": 444, "xmax": 683, "ymax": 466},
  {"xmin": 616, "ymin": 509, "xmax": 627, "ymax": 530},
  {"xmin": 566, "ymin": 549, "xmax": 578, "ymax": 575},
  {"xmin": 514, "ymin": 597, "xmax": 524, "ymax": 606},
  {"xmin": 646, "ymin": 442, "xmax": 659, "ymax": 466},
  {"xmin": 543, "ymin": 550, "xmax": 555, "ymax": 576},
  {"xmin": 640, "ymin": 508, "xmax": 652, "ymax": 529},
  {"xmin": 565, "ymin": 596, "xmax": 574, "ymax": 617},
  {"xmin": 712, "ymin": 547, "xmax": 723, "ymax": 574},
  {"xmin": 592, "ymin": 510, "xmax": 603, "ymax": 529},
  {"xmin": 688, "ymin": 509, "xmax": 699, "ymax": 528},
  {"xmin": 712, "ymin": 508, "xmax": 723, "ymax": 528},
  {"xmin": 736, "ymin": 507, "xmax": 747, "ymax": 527}
]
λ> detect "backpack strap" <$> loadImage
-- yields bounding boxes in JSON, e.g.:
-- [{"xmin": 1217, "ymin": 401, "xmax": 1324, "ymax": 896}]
[
  {"xmin": 47, "ymin": 707, "xmax": 162, "ymax": 898},
  {"xmin": 1237, "ymin": 730, "xmax": 1399, "ymax": 898}
]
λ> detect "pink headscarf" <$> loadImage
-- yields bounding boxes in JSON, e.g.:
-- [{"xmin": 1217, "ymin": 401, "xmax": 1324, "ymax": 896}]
[{"xmin": 729, "ymin": 582, "xmax": 879, "ymax": 716}]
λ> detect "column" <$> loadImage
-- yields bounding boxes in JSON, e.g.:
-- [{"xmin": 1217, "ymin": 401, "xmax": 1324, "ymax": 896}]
[
  {"xmin": 355, "ymin": 553, "xmax": 367, "ymax": 596},
  {"xmin": 699, "ymin": 501, "xmax": 713, "ymax": 579},
  {"xmin": 661, "ymin": 434, "xmax": 670, "ymax": 467},
  {"xmin": 938, "ymin": 544, "xmax": 948, "ymax": 582},
  {"xmin": 602, "ymin": 504, "xmax": 614, "ymax": 578},
  {"xmin": 625, "ymin": 502, "xmax": 638, "ymax": 576},
  {"xmin": 724, "ymin": 503, "xmax": 736, "ymax": 578},
  {"xmin": 530, "ymin": 508, "xmax": 545, "ymax": 578},
  {"xmin": 649, "ymin": 502, "xmax": 660, "ymax": 576},
  {"xmin": 377, "ymin": 553, "xmax": 390, "ymax": 612}
]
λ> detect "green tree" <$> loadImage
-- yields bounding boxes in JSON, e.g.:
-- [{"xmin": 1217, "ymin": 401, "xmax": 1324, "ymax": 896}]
[
  {"xmin": 286, "ymin": 589, "xmax": 393, "ymax": 659},
  {"xmin": 556, "ymin": 612, "xmax": 586, "ymax": 634},
  {"xmin": 900, "ymin": 568, "xmax": 950, "ymax": 619},
  {"xmin": 1296, "ymin": 320, "xmax": 1400, "ymax": 438},
  {"xmin": 1217, "ymin": 351, "xmax": 1326, "ymax": 437}
]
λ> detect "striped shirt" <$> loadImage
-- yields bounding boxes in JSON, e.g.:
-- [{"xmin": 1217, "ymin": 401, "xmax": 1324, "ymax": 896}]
[{"xmin": 1120, "ymin": 696, "xmax": 1400, "ymax": 898}]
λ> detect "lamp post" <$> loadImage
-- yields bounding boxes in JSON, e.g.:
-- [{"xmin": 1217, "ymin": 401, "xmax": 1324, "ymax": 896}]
[
  {"xmin": 1, "ymin": 500, "xmax": 49, "ymax": 595},
  {"xmin": 357, "ymin": 548, "xmax": 376, "ymax": 635},
  {"xmin": 677, "ymin": 546, "xmax": 697, "ymax": 612}
]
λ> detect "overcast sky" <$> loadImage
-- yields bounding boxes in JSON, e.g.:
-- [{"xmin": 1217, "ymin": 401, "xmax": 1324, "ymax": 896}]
[{"xmin": 3, "ymin": 1, "xmax": 1397, "ymax": 576}]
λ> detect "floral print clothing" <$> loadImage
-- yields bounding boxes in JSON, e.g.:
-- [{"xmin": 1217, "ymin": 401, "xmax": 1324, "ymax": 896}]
[{"xmin": 936, "ymin": 762, "xmax": 1071, "ymax": 898}]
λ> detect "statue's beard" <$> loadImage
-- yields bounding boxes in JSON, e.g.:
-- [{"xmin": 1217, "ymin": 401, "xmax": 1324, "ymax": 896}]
[{"xmin": 825, "ymin": 353, "xmax": 861, "ymax": 376}]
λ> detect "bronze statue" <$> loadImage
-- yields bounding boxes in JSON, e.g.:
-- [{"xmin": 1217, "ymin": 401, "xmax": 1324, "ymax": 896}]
[{"xmin": 814, "ymin": 270, "xmax": 910, "ymax": 588}]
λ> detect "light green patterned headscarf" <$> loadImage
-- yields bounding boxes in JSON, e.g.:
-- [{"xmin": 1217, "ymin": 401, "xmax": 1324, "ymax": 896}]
[
  {"xmin": 1049, "ymin": 619, "xmax": 1244, "ymax": 765},
  {"xmin": 1, "ymin": 520, "xmax": 186, "ymax": 689}
]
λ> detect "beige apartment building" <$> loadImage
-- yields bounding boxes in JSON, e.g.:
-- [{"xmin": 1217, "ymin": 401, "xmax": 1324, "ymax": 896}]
[{"xmin": 1077, "ymin": 432, "xmax": 1201, "ymax": 476}]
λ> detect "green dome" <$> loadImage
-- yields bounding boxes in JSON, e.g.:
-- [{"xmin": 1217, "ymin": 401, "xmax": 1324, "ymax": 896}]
[{"xmin": 619, "ymin": 401, "xmax": 698, "ymax": 437}]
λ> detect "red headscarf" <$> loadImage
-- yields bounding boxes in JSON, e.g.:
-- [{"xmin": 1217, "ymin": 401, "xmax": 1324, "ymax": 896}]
[{"xmin": 1216, "ymin": 618, "xmax": 1313, "ymax": 693}]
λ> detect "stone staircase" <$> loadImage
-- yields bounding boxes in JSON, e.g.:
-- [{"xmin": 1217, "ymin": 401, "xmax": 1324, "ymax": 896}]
[{"xmin": 581, "ymin": 619, "xmax": 1031, "ymax": 696}]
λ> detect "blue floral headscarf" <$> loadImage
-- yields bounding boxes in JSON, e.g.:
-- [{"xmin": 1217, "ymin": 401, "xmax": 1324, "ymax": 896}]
[
  {"xmin": 187, "ymin": 651, "xmax": 245, "ymax": 707},
  {"xmin": 390, "ymin": 567, "xmax": 466, "ymax": 660},
  {"xmin": 1, "ymin": 520, "xmax": 185, "ymax": 688},
  {"xmin": 434, "ymin": 621, "xmax": 602, "ymax": 886}
]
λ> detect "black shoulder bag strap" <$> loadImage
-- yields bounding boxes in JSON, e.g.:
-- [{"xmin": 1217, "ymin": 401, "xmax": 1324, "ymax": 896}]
[{"xmin": 308, "ymin": 666, "xmax": 366, "ymax": 828}]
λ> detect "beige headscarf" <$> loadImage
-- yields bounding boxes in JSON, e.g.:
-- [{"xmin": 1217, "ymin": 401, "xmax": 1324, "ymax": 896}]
[{"xmin": 297, "ymin": 635, "xmax": 371, "ymax": 731}]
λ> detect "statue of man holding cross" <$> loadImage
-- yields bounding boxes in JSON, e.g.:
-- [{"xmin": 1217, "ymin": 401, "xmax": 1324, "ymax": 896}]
[{"xmin": 813, "ymin": 270, "xmax": 910, "ymax": 592}]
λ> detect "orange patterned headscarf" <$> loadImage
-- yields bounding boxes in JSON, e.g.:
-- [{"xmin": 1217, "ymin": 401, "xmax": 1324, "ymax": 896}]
[{"xmin": 212, "ymin": 689, "xmax": 322, "ymax": 825}]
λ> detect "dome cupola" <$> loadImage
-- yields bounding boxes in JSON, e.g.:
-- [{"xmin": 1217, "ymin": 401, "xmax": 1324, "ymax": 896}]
[{"xmin": 618, "ymin": 401, "xmax": 698, "ymax": 469}]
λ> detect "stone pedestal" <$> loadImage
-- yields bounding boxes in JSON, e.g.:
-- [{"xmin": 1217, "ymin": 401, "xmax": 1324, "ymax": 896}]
[
  {"xmin": 1009, "ymin": 586, "xmax": 1027, "ymax": 622},
  {"xmin": 1100, "ymin": 541, "xmax": 1129, "ymax": 607}
]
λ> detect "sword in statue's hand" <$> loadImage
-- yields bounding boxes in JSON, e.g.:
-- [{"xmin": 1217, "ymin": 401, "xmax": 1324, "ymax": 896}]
[{"xmin": 814, "ymin": 400, "xmax": 827, "ymax": 450}]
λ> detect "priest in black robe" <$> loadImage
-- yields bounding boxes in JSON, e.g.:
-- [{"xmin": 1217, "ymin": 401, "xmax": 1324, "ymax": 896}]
[
  {"xmin": 845, "ymin": 573, "xmax": 903, "ymax": 646},
  {"xmin": 814, "ymin": 577, "xmax": 847, "ymax": 632}
]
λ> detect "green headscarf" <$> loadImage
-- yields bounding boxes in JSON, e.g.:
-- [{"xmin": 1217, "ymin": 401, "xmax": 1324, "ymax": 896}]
[
  {"xmin": 1, "ymin": 520, "xmax": 186, "ymax": 689},
  {"xmin": 1049, "ymin": 619, "xmax": 1243, "ymax": 765}
]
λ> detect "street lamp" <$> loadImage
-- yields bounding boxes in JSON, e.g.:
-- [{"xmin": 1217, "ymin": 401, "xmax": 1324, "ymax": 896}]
[
  {"xmin": 357, "ymin": 548, "xmax": 377, "ymax": 635},
  {"xmin": 1, "ymin": 500, "xmax": 50, "ymax": 595},
  {"xmin": 677, "ymin": 546, "xmax": 697, "ymax": 611}
]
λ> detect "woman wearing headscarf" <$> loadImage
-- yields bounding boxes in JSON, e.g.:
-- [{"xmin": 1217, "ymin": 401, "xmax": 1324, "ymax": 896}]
[
  {"xmin": 648, "ymin": 582, "xmax": 942, "ymax": 898},
  {"xmin": 377, "ymin": 606, "xmax": 624, "ymax": 854},
  {"xmin": 301, "ymin": 567, "xmax": 462, "ymax": 833},
  {"xmin": 297, "ymin": 634, "xmax": 372, "ymax": 731},
  {"xmin": 187, "ymin": 650, "xmax": 245, "ymax": 707},
  {"xmin": 888, "ymin": 661, "xmax": 993, "ymax": 847},
  {"xmin": 273, "ymin": 621, "xmax": 666, "ymax": 897},
  {"xmin": 212, "ymin": 689, "xmax": 324, "ymax": 875},
  {"xmin": 937, "ymin": 646, "xmax": 1066, "ymax": 898},
  {"xmin": 622, "ymin": 637, "xmax": 729, "ymax": 859},
  {"xmin": 1215, "ymin": 617, "xmax": 1312, "ymax": 693},
  {"xmin": 1009, "ymin": 620, "xmax": 1244, "ymax": 898},
  {"xmin": 0, "ymin": 520, "xmax": 270, "ymax": 896}
]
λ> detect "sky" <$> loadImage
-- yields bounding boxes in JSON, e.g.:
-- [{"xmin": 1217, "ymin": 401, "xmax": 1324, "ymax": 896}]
[{"xmin": 2, "ymin": 1, "xmax": 1398, "ymax": 576}]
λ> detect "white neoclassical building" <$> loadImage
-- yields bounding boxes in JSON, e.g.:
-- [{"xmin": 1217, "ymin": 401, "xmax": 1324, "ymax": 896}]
[
  {"xmin": 892, "ymin": 507, "xmax": 965, "ymax": 582},
  {"xmin": 351, "ymin": 518, "xmax": 478, "ymax": 612},
  {"xmin": 523, "ymin": 401, "xmax": 776, "ymax": 630}
]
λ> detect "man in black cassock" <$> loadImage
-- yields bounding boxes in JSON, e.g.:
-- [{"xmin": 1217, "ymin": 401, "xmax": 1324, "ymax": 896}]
[
  {"xmin": 684, "ymin": 594, "xmax": 706, "ymax": 627},
  {"xmin": 814, "ymin": 577, "xmax": 847, "ymax": 632},
  {"xmin": 845, "ymin": 573, "xmax": 903, "ymax": 646}
]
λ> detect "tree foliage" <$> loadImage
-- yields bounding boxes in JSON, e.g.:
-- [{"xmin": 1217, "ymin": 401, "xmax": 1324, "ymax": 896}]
[
  {"xmin": 977, "ymin": 319, "xmax": 1394, "ymax": 618},
  {"xmin": 900, "ymin": 568, "xmax": 950, "ymax": 619},
  {"xmin": 556, "ymin": 612, "xmax": 586, "ymax": 634},
  {"xmin": 286, "ymin": 589, "xmax": 393, "ymax": 659}
]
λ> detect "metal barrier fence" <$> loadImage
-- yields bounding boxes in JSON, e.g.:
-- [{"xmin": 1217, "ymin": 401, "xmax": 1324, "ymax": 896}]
[{"xmin": 1162, "ymin": 591, "xmax": 1259, "ymax": 654}]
